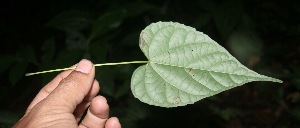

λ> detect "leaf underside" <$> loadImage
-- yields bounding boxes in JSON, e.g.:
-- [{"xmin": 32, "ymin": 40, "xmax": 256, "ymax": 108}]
[{"xmin": 131, "ymin": 21, "xmax": 282, "ymax": 108}]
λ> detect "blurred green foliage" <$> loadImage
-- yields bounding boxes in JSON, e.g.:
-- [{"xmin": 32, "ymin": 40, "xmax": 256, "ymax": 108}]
[{"xmin": 0, "ymin": 0, "xmax": 300, "ymax": 127}]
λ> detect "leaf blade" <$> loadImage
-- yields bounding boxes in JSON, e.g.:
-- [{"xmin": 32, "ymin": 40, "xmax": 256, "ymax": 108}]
[{"xmin": 131, "ymin": 22, "xmax": 282, "ymax": 107}]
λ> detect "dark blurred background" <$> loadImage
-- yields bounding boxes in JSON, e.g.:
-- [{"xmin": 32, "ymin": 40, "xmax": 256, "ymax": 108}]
[{"xmin": 0, "ymin": 0, "xmax": 299, "ymax": 127}]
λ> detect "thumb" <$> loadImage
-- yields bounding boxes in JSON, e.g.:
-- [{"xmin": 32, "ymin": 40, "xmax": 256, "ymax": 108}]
[{"xmin": 43, "ymin": 59, "xmax": 95, "ymax": 112}]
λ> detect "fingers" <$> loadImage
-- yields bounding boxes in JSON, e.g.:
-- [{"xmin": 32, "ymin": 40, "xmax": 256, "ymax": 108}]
[
  {"xmin": 43, "ymin": 59, "xmax": 95, "ymax": 112},
  {"xmin": 105, "ymin": 117, "xmax": 122, "ymax": 128},
  {"xmin": 79, "ymin": 96, "xmax": 121, "ymax": 128},
  {"xmin": 25, "ymin": 69, "xmax": 74, "ymax": 115},
  {"xmin": 74, "ymin": 80, "xmax": 100, "ymax": 122},
  {"xmin": 79, "ymin": 96, "xmax": 109, "ymax": 128},
  {"xmin": 23, "ymin": 59, "xmax": 121, "ymax": 127}
]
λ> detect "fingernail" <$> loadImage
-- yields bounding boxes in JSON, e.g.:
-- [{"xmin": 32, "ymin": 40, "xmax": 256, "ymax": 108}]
[{"xmin": 75, "ymin": 59, "xmax": 93, "ymax": 74}]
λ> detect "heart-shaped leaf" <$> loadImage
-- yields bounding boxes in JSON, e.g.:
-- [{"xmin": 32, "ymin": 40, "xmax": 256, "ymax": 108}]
[{"xmin": 131, "ymin": 22, "xmax": 282, "ymax": 108}]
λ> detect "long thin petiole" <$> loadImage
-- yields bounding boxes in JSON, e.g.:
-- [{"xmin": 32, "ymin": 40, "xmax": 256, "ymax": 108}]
[
  {"xmin": 94, "ymin": 61, "xmax": 148, "ymax": 67},
  {"xmin": 25, "ymin": 61, "xmax": 148, "ymax": 76}
]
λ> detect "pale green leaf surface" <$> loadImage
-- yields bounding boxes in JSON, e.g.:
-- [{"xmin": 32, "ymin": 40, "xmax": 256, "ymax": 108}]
[{"xmin": 131, "ymin": 21, "xmax": 282, "ymax": 108}]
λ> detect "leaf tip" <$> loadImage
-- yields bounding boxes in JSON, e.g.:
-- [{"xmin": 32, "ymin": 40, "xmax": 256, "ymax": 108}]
[
  {"xmin": 275, "ymin": 79, "xmax": 283, "ymax": 84},
  {"xmin": 261, "ymin": 75, "xmax": 283, "ymax": 84}
]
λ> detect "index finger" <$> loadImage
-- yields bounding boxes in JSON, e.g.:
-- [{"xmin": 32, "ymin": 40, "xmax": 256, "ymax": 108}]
[{"xmin": 25, "ymin": 66, "xmax": 75, "ymax": 115}]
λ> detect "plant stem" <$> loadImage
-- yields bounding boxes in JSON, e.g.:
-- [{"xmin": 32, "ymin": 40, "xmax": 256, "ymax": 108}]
[
  {"xmin": 93, "ymin": 61, "xmax": 148, "ymax": 67},
  {"xmin": 25, "ymin": 61, "xmax": 148, "ymax": 76}
]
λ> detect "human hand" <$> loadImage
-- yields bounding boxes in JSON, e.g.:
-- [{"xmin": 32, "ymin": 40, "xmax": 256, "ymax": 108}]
[{"xmin": 13, "ymin": 59, "xmax": 121, "ymax": 128}]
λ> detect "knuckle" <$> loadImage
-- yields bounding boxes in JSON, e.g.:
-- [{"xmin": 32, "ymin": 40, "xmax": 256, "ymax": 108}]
[{"xmin": 60, "ymin": 72, "xmax": 85, "ymax": 86}]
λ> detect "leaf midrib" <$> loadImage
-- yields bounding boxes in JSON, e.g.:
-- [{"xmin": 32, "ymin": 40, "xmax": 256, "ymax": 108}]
[{"xmin": 149, "ymin": 61, "xmax": 263, "ymax": 79}]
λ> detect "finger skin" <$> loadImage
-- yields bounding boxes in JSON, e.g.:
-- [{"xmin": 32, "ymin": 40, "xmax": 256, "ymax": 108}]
[
  {"xmin": 14, "ymin": 59, "xmax": 96, "ymax": 128},
  {"xmin": 44, "ymin": 59, "xmax": 95, "ymax": 113},
  {"xmin": 105, "ymin": 117, "xmax": 122, "ymax": 128},
  {"xmin": 14, "ymin": 59, "xmax": 122, "ymax": 128},
  {"xmin": 25, "ymin": 69, "xmax": 73, "ymax": 115},
  {"xmin": 79, "ymin": 96, "xmax": 109, "ymax": 128},
  {"xmin": 74, "ymin": 79, "xmax": 100, "ymax": 122}
]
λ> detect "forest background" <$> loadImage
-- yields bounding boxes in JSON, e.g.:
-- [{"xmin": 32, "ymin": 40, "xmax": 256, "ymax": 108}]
[{"xmin": 0, "ymin": 0, "xmax": 300, "ymax": 127}]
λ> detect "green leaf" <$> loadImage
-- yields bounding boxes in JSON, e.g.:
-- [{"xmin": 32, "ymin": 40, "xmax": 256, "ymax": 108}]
[
  {"xmin": 121, "ymin": 2, "xmax": 156, "ymax": 17},
  {"xmin": 88, "ymin": 9, "xmax": 126, "ymax": 41},
  {"xmin": 213, "ymin": 0, "xmax": 243, "ymax": 40},
  {"xmin": 227, "ymin": 29, "xmax": 263, "ymax": 64},
  {"xmin": 47, "ymin": 11, "xmax": 91, "ymax": 31},
  {"xmin": 90, "ymin": 39, "xmax": 108, "ymax": 62},
  {"xmin": 131, "ymin": 22, "xmax": 282, "ymax": 107},
  {"xmin": 65, "ymin": 30, "xmax": 87, "ymax": 50},
  {"xmin": 88, "ymin": 2, "xmax": 155, "ymax": 41}
]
